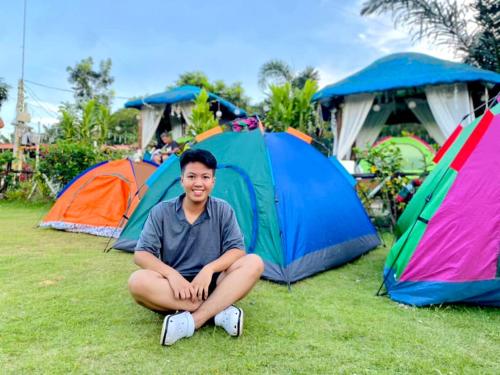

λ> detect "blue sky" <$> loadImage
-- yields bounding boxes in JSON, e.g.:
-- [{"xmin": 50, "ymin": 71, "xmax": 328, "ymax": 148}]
[{"xmin": 0, "ymin": 0, "xmax": 459, "ymax": 136}]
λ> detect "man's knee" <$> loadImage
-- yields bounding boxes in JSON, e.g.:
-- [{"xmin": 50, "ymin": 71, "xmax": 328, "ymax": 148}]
[
  {"xmin": 243, "ymin": 254, "xmax": 265, "ymax": 278},
  {"xmin": 128, "ymin": 269, "xmax": 155, "ymax": 297}
]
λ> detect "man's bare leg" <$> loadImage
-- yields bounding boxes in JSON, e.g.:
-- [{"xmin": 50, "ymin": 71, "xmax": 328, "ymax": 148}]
[
  {"xmin": 128, "ymin": 269, "xmax": 201, "ymax": 312},
  {"xmin": 191, "ymin": 254, "xmax": 264, "ymax": 329}
]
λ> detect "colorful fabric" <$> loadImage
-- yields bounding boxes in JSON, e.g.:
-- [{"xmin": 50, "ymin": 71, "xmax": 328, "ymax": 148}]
[
  {"xmin": 230, "ymin": 117, "xmax": 259, "ymax": 132},
  {"xmin": 384, "ymin": 103, "xmax": 500, "ymax": 306}
]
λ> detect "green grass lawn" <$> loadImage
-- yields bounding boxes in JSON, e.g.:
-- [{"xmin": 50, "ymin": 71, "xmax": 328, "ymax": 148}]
[{"xmin": 0, "ymin": 201, "xmax": 498, "ymax": 374}]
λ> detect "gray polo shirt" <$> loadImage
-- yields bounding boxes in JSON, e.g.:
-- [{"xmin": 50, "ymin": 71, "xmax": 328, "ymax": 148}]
[{"xmin": 135, "ymin": 194, "xmax": 245, "ymax": 277}]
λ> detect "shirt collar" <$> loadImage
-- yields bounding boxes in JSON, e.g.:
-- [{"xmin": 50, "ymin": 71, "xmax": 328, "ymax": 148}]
[{"xmin": 175, "ymin": 194, "xmax": 212, "ymax": 220}]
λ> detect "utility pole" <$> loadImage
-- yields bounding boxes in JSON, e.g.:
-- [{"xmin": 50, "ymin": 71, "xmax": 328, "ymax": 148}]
[{"xmin": 12, "ymin": 0, "xmax": 30, "ymax": 171}]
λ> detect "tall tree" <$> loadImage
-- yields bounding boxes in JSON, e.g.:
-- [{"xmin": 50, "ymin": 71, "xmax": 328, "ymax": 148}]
[
  {"xmin": 66, "ymin": 57, "xmax": 115, "ymax": 107},
  {"xmin": 258, "ymin": 60, "xmax": 320, "ymax": 91},
  {"xmin": 172, "ymin": 71, "xmax": 251, "ymax": 111},
  {"xmin": 361, "ymin": 0, "xmax": 500, "ymax": 72},
  {"xmin": 174, "ymin": 71, "xmax": 212, "ymax": 90},
  {"xmin": 0, "ymin": 78, "xmax": 9, "ymax": 110}
]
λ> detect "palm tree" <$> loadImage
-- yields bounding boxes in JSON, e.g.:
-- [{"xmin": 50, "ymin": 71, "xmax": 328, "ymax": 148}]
[
  {"xmin": 0, "ymin": 79, "xmax": 9, "ymax": 109},
  {"xmin": 360, "ymin": 0, "xmax": 500, "ymax": 72},
  {"xmin": 258, "ymin": 60, "xmax": 320, "ymax": 90}
]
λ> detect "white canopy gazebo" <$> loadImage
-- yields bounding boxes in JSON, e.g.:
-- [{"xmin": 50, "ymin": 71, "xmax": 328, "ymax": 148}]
[
  {"xmin": 313, "ymin": 53, "xmax": 500, "ymax": 160},
  {"xmin": 125, "ymin": 85, "xmax": 246, "ymax": 149}
]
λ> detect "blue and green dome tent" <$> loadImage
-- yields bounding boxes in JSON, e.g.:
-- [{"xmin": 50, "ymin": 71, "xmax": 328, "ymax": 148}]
[{"xmin": 114, "ymin": 130, "xmax": 380, "ymax": 283}]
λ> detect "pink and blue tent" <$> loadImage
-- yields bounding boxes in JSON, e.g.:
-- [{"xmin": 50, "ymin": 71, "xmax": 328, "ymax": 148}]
[{"xmin": 383, "ymin": 100, "xmax": 500, "ymax": 306}]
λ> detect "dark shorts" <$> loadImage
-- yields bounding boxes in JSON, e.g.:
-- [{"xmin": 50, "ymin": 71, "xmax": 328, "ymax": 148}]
[{"xmin": 184, "ymin": 272, "xmax": 221, "ymax": 296}]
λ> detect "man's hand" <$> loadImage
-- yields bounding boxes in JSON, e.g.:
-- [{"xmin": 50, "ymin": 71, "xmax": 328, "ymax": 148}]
[
  {"xmin": 165, "ymin": 270, "xmax": 194, "ymax": 300},
  {"xmin": 191, "ymin": 265, "xmax": 214, "ymax": 301}
]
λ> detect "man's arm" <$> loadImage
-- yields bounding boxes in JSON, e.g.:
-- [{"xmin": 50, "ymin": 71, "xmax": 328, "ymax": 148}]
[
  {"xmin": 134, "ymin": 251, "xmax": 175, "ymax": 277},
  {"xmin": 205, "ymin": 248, "xmax": 246, "ymax": 273}
]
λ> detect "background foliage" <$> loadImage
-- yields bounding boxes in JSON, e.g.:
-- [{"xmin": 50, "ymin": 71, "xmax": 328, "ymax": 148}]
[
  {"xmin": 354, "ymin": 144, "xmax": 409, "ymax": 228},
  {"xmin": 57, "ymin": 99, "xmax": 111, "ymax": 147},
  {"xmin": 0, "ymin": 78, "xmax": 9, "ymax": 109},
  {"xmin": 66, "ymin": 57, "xmax": 115, "ymax": 108},
  {"xmin": 361, "ymin": 0, "xmax": 500, "ymax": 72},
  {"xmin": 187, "ymin": 89, "xmax": 220, "ymax": 136},
  {"xmin": 265, "ymin": 80, "xmax": 319, "ymax": 134},
  {"xmin": 172, "ymin": 71, "xmax": 251, "ymax": 111},
  {"xmin": 258, "ymin": 59, "xmax": 320, "ymax": 90},
  {"xmin": 38, "ymin": 141, "xmax": 125, "ymax": 188}
]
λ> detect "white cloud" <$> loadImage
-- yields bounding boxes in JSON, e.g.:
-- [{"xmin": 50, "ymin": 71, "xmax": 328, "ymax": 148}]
[{"xmin": 359, "ymin": 16, "xmax": 459, "ymax": 61}]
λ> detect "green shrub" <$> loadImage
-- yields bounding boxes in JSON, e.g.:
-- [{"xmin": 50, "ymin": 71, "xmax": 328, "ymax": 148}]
[
  {"xmin": 39, "ymin": 141, "xmax": 107, "ymax": 187},
  {"xmin": 0, "ymin": 151, "xmax": 14, "ymax": 168},
  {"xmin": 0, "ymin": 151, "xmax": 15, "ymax": 195},
  {"xmin": 353, "ymin": 145, "xmax": 409, "ymax": 229},
  {"xmin": 3, "ymin": 180, "xmax": 51, "ymax": 203}
]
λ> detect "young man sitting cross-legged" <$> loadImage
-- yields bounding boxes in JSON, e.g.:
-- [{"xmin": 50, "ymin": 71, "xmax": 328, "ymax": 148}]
[{"xmin": 128, "ymin": 149, "xmax": 264, "ymax": 345}]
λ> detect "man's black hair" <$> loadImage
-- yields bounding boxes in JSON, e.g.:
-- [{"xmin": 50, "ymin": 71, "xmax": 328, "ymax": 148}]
[{"xmin": 179, "ymin": 149, "xmax": 217, "ymax": 174}]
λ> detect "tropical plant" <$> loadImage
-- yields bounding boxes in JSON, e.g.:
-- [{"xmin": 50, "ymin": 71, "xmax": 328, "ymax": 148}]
[
  {"xmin": 265, "ymin": 79, "xmax": 319, "ymax": 133},
  {"xmin": 58, "ymin": 104, "xmax": 78, "ymax": 140},
  {"xmin": 361, "ymin": 0, "xmax": 500, "ymax": 72},
  {"xmin": 258, "ymin": 60, "xmax": 320, "ymax": 90},
  {"xmin": 188, "ymin": 89, "xmax": 219, "ymax": 136},
  {"xmin": 57, "ymin": 100, "xmax": 109, "ymax": 146},
  {"xmin": 79, "ymin": 99, "xmax": 97, "ymax": 141},
  {"xmin": 95, "ymin": 104, "xmax": 111, "ymax": 145}
]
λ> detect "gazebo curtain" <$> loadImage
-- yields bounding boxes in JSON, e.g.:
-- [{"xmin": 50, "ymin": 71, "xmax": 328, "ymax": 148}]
[
  {"xmin": 425, "ymin": 83, "xmax": 474, "ymax": 138},
  {"xmin": 336, "ymin": 93, "xmax": 375, "ymax": 159},
  {"xmin": 355, "ymin": 103, "xmax": 394, "ymax": 150},
  {"xmin": 140, "ymin": 105, "xmax": 166, "ymax": 149},
  {"xmin": 407, "ymin": 99, "xmax": 446, "ymax": 145},
  {"xmin": 179, "ymin": 102, "xmax": 194, "ymax": 128},
  {"xmin": 169, "ymin": 102, "xmax": 194, "ymax": 139}
]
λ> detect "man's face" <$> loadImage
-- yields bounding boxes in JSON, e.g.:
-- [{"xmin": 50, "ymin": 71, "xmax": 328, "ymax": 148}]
[
  {"xmin": 181, "ymin": 162, "xmax": 215, "ymax": 204},
  {"xmin": 161, "ymin": 135, "xmax": 171, "ymax": 144}
]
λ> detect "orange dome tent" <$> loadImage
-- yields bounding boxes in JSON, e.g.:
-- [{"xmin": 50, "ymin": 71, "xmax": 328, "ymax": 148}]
[{"xmin": 41, "ymin": 159, "xmax": 156, "ymax": 237}]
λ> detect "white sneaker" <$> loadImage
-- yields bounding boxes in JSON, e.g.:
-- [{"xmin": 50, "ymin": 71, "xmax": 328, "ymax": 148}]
[
  {"xmin": 214, "ymin": 305, "xmax": 244, "ymax": 337},
  {"xmin": 160, "ymin": 311, "xmax": 195, "ymax": 346}
]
